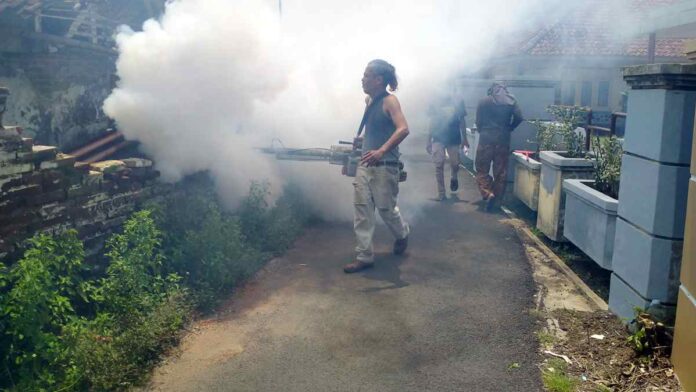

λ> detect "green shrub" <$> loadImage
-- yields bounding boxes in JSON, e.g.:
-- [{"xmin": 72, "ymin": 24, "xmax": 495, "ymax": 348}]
[
  {"xmin": 531, "ymin": 105, "xmax": 589, "ymax": 157},
  {"xmin": 72, "ymin": 210, "xmax": 190, "ymax": 390},
  {"xmin": 239, "ymin": 182, "xmax": 311, "ymax": 255},
  {"xmin": 66, "ymin": 291, "xmax": 190, "ymax": 390},
  {"xmin": 0, "ymin": 213, "xmax": 190, "ymax": 391},
  {"xmin": 589, "ymin": 136, "xmax": 622, "ymax": 199},
  {"xmin": 155, "ymin": 177, "xmax": 311, "ymax": 309},
  {"xmin": 0, "ymin": 231, "xmax": 88, "ymax": 390},
  {"xmin": 0, "ymin": 176, "xmax": 312, "ymax": 390},
  {"xmin": 98, "ymin": 210, "xmax": 181, "ymax": 319}
]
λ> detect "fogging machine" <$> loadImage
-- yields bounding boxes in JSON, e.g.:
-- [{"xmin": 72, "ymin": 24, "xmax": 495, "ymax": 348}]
[{"xmin": 258, "ymin": 136, "xmax": 407, "ymax": 182}]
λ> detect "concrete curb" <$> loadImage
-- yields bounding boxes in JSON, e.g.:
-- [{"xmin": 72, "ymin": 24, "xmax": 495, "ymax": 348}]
[
  {"xmin": 460, "ymin": 162, "xmax": 609, "ymax": 311},
  {"xmin": 503, "ymin": 205, "xmax": 609, "ymax": 312}
]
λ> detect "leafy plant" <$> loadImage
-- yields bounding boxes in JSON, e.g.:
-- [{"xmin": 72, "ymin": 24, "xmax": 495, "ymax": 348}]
[
  {"xmin": 530, "ymin": 105, "xmax": 589, "ymax": 158},
  {"xmin": 154, "ymin": 177, "xmax": 311, "ymax": 310},
  {"xmin": 627, "ymin": 311, "xmax": 672, "ymax": 356},
  {"xmin": 0, "ymin": 231, "xmax": 89, "ymax": 391},
  {"xmin": 588, "ymin": 136, "xmax": 622, "ymax": 199},
  {"xmin": 0, "ymin": 174, "xmax": 313, "ymax": 390},
  {"xmin": 99, "ymin": 210, "xmax": 180, "ymax": 319}
]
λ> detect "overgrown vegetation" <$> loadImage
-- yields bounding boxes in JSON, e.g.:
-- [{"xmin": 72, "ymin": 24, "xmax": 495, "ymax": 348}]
[
  {"xmin": 542, "ymin": 358, "xmax": 578, "ymax": 392},
  {"xmin": 588, "ymin": 136, "xmax": 622, "ymax": 199},
  {"xmin": 531, "ymin": 105, "xmax": 589, "ymax": 158},
  {"xmin": 0, "ymin": 177, "xmax": 312, "ymax": 390},
  {"xmin": 627, "ymin": 311, "xmax": 673, "ymax": 357}
]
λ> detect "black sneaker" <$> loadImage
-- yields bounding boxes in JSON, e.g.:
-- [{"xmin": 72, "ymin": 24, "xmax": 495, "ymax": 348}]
[
  {"xmin": 393, "ymin": 235, "xmax": 408, "ymax": 255},
  {"xmin": 450, "ymin": 178, "xmax": 459, "ymax": 192}
]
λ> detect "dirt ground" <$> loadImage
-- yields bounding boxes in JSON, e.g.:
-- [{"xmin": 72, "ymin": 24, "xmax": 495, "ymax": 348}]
[
  {"xmin": 503, "ymin": 205, "xmax": 683, "ymax": 392},
  {"xmin": 542, "ymin": 310, "xmax": 681, "ymax": 392}
]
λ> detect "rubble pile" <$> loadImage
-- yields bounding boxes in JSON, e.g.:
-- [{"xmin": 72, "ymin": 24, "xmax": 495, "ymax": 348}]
[{"xmin": 0, "ymin": 126, "xmax": 165, "ymax": 261}]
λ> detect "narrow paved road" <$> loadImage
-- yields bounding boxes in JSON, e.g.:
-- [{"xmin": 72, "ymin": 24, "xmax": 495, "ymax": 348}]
[{"xmin": 148, "ymin": 157, "xmax": 542, "ymax": 392}]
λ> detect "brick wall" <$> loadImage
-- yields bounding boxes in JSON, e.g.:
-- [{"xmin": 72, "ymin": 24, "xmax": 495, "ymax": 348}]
[{"xmin": 0, "ymin": 126, "xmax": 165, "ymax": 264}]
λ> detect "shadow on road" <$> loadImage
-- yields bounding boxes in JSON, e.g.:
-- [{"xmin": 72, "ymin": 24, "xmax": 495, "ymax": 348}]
[{"xmin": 359, "ymin": 253, "xmax": 410, "ymax": 292}]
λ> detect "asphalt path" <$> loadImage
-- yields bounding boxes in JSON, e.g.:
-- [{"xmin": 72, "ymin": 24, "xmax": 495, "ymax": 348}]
[{"xmin": 148, "ymin": 157, "xmax": 542, "ymax": 392}]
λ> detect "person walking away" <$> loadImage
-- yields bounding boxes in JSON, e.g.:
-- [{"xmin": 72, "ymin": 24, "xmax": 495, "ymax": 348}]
[
  {"xmin": 426, "ymin": 95, "xmax": 468, "ymax": 200},
  {"xmin": 344, "ymin": 59, "xmax": 411, "ymax": 274},
  {"xmin": 474, "ymin": 82, "xmax": 523, "ymax": 212}
]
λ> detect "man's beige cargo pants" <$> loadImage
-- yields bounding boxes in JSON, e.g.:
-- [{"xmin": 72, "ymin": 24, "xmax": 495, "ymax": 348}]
[{"xmin": 353, "ymin": 164, "xmax": 410, "ymax": 262}]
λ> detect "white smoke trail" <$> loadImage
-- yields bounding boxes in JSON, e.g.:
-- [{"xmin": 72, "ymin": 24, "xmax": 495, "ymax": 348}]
[{"xmin": 104, "ymin": 0, "xmax": 560, "ymax": 219}]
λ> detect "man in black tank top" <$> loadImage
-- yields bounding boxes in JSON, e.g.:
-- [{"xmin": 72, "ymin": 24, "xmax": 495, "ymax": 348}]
[{"xmin": 344, "ymin": 60, "xmax": 411, "ymax": 274}]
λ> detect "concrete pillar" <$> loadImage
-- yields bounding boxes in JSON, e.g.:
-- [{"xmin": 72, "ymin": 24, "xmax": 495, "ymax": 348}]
[
  {"xmin": 609, "ymin": 64, "xmax": 696, "ymax": 320},
  {"xmin": 672, "ymin": 94, "xmax": 696, "ymax": 392}
]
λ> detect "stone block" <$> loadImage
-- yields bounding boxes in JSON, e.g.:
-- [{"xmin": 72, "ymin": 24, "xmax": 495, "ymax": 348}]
[
  {"xmin": 2, "ymin": 184, "xmax": 42, "ymax": 200},
  {"xmin": 0, "ymin": 134, "xmax": 23, "ymax": 154},
  {"xmin": 563, "ymin": 180, "xmax": 617, "ymax": 270},
  {"xmin": 513, "ymin": 152, "xmax": 541, "ymax": 211},
  {"xmin": 623, "ymin": 89, "xmax": 696, "ymax": 164},
  {"xmin": 39, "ymin": 153, "xmax": 76, "ymax": 170},
  {"xmin": 74, "ymin": 162, "xmax": 90, "ymax": 172},
  {"xmin": 39, "ymin": 202, "xmax": 67, "ymax": 221},
  {"xmin": 609, "ymin": 273, "xmax": 651, "ymax": 321},
  {"xmin": 617, "ymin": 153, "xmax": 690, "ymax": 238},
  {"xmin": 0, "ymin": 197, "xmax": 23, "ymax": 215},
  {"xmin": 673, "ymin": 285, "xmax": 696, "ymax": 392},
  {"xmin": 83, "ymin": 170, "xmax": 103, "ymax": 186},
  {"xmin": 612, "ymin": 217, "xmax": 682, "ymax": 303},
  {"xmin": 0, "ymin": 126, "xmax": 22, "ymax": 142},
  {"xmin": 90, "ymin": 160, "xmax": 127, "ymax": 174},
  {"xmin": 41, "ymin": 170, "xmax": 67, "ymax": 191},
  {"xmin": 0, "ymin": 150, "xmax": 16, "ymax": 162},
  {"xmin": 0, "ymin": 172, "xmax": 42, "ymax": 195},
  {"xmin": 0, "ymin": 161, "xmax": 34, "ymax": 177},
  {"xmin": 0, "ymin": 209, "xmax": 36, "ymax": 229},
  {"xmin": 682, "ymin": 178, "xmax": 696, "ymax": 295},
  {"xmin": 27, "ymin": 188, "xmax": 67, "ymax": 206},
  {"xmin": 20, "ymin": 138, "xmax": 32, "ymax": 152},
  {"xmin": 536, "ymin": 151, "xmax": 594, "ymax": 242},
  {"xmin": 17, "ymin": 145, "xmax": 57, "ymax": 164},
  {"xmin": 67, "ymin": 182, "xmax": 101, "ymax": 199},
  {"xmin": 121, "ymin": 158, "xmax": 153, "ymax": 168}
]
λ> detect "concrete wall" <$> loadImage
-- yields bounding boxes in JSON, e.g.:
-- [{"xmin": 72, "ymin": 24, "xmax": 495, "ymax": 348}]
[
  {"xmin": 609, "ymin": 64, "xmax": 695, "ymax": 320},
  {"xmin": 0, "ymin": 21, "xmax": 116, "ymax": 151},
  {"xmin": 672, "ymin": 109, "xmax": 696, "ymax": 392}
]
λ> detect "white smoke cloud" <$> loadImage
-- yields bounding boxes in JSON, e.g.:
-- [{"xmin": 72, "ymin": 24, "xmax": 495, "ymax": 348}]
[{"xmin": 104, "ymin": 0, "xmax": 558, "ymax": 219}]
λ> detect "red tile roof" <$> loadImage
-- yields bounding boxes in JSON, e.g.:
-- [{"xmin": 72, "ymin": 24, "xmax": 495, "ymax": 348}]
[{"xmin": 514, "ymin": 0, "xmax": 688, "ymax": 58}]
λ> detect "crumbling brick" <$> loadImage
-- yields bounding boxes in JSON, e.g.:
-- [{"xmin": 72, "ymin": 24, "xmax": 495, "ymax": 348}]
[{"xmin": 0, "ymin": 133, "xmax": 167, "ymax": 265}]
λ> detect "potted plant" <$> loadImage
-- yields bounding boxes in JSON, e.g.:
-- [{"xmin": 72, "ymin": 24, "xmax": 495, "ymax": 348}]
[
  {"xmin": 535, "ymin": 106, "xmax": 595, "ymax": 241},
  {"xmin": 512, "ymin": 113, "xmax": 561, "ymax": 211},
  {"xmin": 563, "ymin": 136, "xmax": 622, "ymax": 270}
]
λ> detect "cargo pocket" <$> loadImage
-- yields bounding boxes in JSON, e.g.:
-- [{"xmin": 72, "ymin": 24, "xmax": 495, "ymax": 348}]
[
  {"xmin": 373, "ymin": 167, "xmax": 399, "ymax": 209},
  {"xmin": 353, "ymin": 182, "xmax": 370, "ymax": 205}
]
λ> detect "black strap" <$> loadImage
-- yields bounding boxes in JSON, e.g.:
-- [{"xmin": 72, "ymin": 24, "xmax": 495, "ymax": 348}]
[{"xmin": 357, "ymin": 91, "xmax": 389, "ymax": 137}]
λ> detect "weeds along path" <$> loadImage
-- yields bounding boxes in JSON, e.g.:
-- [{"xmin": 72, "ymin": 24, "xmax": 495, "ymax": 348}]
[{"xmin": 146, "ymin": 158, "xmax": 542, "ymax": 392}]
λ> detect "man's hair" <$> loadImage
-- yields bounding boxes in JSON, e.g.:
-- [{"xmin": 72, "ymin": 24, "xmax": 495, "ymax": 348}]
[{"xmin": 367, "ymin": 59, "xmax": 398, "ymax": 92}]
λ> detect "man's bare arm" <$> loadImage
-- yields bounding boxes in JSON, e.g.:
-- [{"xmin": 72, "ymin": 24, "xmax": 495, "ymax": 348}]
[{"xmin": 361, "ymin": 95, "xmax": 410, "ymax": 165}]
